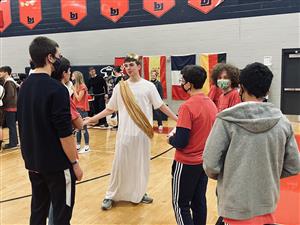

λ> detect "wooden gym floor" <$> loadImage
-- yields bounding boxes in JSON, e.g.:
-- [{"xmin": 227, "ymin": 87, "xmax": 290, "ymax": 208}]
[{"xmin": 0, "ymin": 120, "xmax": 299, "ymax": 225}]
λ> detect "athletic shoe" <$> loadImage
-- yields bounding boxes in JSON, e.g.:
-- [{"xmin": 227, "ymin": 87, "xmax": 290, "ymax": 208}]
[
  {"xmin": 101, "ymin": 199, "xmax": 113, "ymax": 210},
  {"xmin": 158, "ymin": 125, "xmax": 163, "ymax": 132},
  {"xmin": 140, "ymin": 193, "xmax": 153, "ymax": 204},
  {"xmin": 76, "ymin": 144, "xmax": 81, "ymax": 151},
  {"xmin": 2, "ymin": 144, "xmax": 18, "ymax": 150},
  {"xmin": 79, "ymin": 145, "xmax": 90, "ymax": 154}
]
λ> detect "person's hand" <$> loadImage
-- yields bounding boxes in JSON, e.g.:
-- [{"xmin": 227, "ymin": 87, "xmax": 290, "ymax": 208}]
[
  {"xmin": 167, "ymin": 127, "xmax": 176, "ymax": 138},
  {"xmin": 73, "ymin": 162, "xmax": 83, "ymax": 181},
  {"xmin": 83, "ymin": 117, "xmax": 97, "ymax": 126}
]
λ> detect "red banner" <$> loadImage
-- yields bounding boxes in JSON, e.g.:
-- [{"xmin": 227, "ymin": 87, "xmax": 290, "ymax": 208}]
[
  {"xmin": 100, "ymin": 0, "xmax": 129, "ymax": 23},
  {"xmin": 61, "ymin": 0, "xmax": 87, "ymax": 26},
  {"xmin": 19, "ymin": 0, "xmax": 42, "ymax": 29},
  {"xmin": 143, "ymin": 0, "xmax": 175, "ymax": 18},
  {"xmin": 188, "ymin": 0, "xmax": 224, "ymax": 14},
  {"xmin": 0, "ymin": 0, "xmax": 12, "ymax": 32}
]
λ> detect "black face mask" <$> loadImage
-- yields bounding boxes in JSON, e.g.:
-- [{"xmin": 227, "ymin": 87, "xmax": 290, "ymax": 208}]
[
  {"xmin": 30, "ymin": 61, "xmax": 35, "ymax": 70},
  {"xmin": 50, "ymin": 57, "xmax": 62, "ymax": 78},
  {"xmin": 181, "ymin": 82, "xmax": 191, "ymax": 93}
]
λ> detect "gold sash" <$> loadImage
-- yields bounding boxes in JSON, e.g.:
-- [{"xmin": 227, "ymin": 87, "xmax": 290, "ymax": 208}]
[{"xmin": 119, "ymin": 79, "xmax": 154, "ymax": 139}]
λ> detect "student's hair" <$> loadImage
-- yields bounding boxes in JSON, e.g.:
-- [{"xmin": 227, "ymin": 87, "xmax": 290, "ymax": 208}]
[
  {"xmin": 0, "ymin": 66, "xmax": 12, "ymax": 75},
  {"xmin": 240, "ymin": 62, "xmax": 273, "ymax": 98},
  {"xmin": 29, "ymin": 36, "xmax": 59, "ymax": 68},
  {"xmin": 151, "ymin": 68, "xmax": 159, "ymax": 76},
  {"xmin": 88, "ymin": 67, "xmax": 95, "ymax": 72},
  {"xmin": 124, "ymin": 53, "xmax": 141, "ymax": 65},
  {"xmin": 114, "ymin": 66, "xmax": 122, "ymax": 73},
  {"xmin": 51, "ymin": 57, "xmax": 70, "ymax": 81},
  {"xmin": 73, "ymin": 71, "xmax": 85, "ymax": 89},
  {"xmin": 211, "ymin": 63, "xmax": 240, "ymax": 88},
  {"xmin": 181, "ymin": 65, "xmax": 207, "ymax": 89}
]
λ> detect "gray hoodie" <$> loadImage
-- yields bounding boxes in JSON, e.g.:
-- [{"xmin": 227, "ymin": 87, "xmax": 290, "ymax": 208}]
[{"xmin": 203, "ymin": 102, "xmax": 300, "ymax": 220}]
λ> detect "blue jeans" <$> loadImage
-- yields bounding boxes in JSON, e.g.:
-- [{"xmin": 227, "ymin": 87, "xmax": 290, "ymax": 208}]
[
  {"xmin": 5, "ymin": 111, "xmax": 18, "ymax": 146},
  {"xmin": 76, "ymin": 109, "xmax": 89, "ymax": 145}
]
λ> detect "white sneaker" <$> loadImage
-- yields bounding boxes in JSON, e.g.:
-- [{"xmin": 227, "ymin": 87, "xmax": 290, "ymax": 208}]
[
  {"xmin": 79, "ymin": 145, "xmax": 90, "ymax": 154},
  {"xmin": 76, "ymin": 144, "xmax": 81, "ymax": 151},
  {"xmin": 158, "ymin": 125, "xmax": 163, "ymax": 132}
]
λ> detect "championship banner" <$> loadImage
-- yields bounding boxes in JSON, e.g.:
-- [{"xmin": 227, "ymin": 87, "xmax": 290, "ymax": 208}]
[
  {"xmin": 143, "ymin": 0, "xmax": 175, "ymax": 18},
  {"xmin": 19, "ymin": 0, "xmax": 42, "ymax": 29},
  {"xmin": 200, "ymin": 52, "xmax": 226, "ymax": 95},
  {"xmin": 0, "ymin": 0, "xmax": 12, "ymax": 32},
  {"xmin": 171, "ymin": 54, "xmax": 196, "ymax": 100},
  {"xmin": 100, "ymin": 0, "xmax": 129, "ymax": 23},
  {"xmin": 143, "ymin": 56, "xmax": 167, "ymax": 98},
  {"xmin": 61, "ymin": 0, "xmax": 87, "ymax": 26},
  {"xmin": 188, "ymin": 0, "xmax": 224, "ymax": 14}
]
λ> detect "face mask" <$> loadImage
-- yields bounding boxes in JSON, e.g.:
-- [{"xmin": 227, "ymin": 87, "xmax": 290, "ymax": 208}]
[
  {"xmin": 52, "ymin": 57, "xmax": 61, "ymax": 73},
  {"xmin": 181, "ymin": 82, "xmax": 191, "ymax": 93},
  {"xmin": 217, "ymin": 79, "xmax": 230, "ymax": 90}
]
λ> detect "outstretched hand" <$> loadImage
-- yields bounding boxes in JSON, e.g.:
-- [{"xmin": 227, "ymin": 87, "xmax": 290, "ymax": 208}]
[{"xmin": 83, "ymin": 117, "xmax": 97, "ymax": 126}]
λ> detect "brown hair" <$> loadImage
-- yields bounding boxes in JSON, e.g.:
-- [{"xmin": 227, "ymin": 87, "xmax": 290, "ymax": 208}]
[{"xmin": 211, "ymin": 63, "xmax": 240, "ymax": 88}]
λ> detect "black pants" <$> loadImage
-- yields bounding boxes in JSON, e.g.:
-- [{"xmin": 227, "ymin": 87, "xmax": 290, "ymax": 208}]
[
  {"xmin": 153, "ymin": 109, "xmax": 163, "ymax": 126},
  {"xmin": 93, "ymin": 96, "xmax": 107, "ymax": 125},
  {"xmin": 5, "ymin": 111, "xmax": 18, "ymax": 146},
  {"xmin": 28, "ymin": 168, "xmax": 76, "ymax": 225},
  {"xmin": 172, "ymin": 160, "xmax": 208, "ymax": 225}
]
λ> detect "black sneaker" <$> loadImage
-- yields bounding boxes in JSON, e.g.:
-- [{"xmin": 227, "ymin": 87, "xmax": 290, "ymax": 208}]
[
  {"xmin": 3, "ymin": 144, "xmax": 18, "ymax": 150},
  {"xmin": 140, "ymin": 193, "xmax": 153, "ymax": 204}
]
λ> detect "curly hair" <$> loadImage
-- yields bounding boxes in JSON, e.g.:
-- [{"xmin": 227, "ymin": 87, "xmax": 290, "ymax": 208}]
[{"xmin": 211, "ymin": 63, "xmax": 240, "ymax": 88}]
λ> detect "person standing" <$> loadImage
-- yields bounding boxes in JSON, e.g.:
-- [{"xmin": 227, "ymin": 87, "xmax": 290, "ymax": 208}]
[
  {"xmin": 72, "ymin": 71, "xmax": 90, "ymax": 153},
  {"xmin": 203, "ymin": 62, "xmax": 300, "ymax": 225},
  {"xmin": 17, "ymin": 36, "xmax": 83, "ymax": 225},
  {"xmin": 150, "ymin": 69, "xmax": 164, "ymax": 132},
  {"xmin": 85, "ymin": 53, "xmax": 178, "ymax": 210},
  {"xmin": 0, "ymin": 66, "xmax": 18, "ymax": 150},
  {"xmin": 168, "ymin": 65, "xmax": 217, "ymax": 225},
  {"xmin": 88, "ymin": 67, "xmax": 108, "ymax": 127}
]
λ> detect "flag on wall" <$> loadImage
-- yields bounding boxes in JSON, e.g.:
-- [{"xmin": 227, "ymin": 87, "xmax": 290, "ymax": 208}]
[
  {"xmin": 0, "ymin": 0, "xmax": 12, "ymax": 32},
  {"xmin": 171, "ymin": 54, "xmax": 196, "ymax": 100},
  {"xmin": 19, "ymin": 0, "xmax": 42, "ymax": 29},
  {"xmin": 61, "ymin": 0, "xmax": 87, "ymax": 26},
  {"xmin": 200, "ymin": 52, "xmax": 226, "ymax": 95},
  {"xmin": 188, "ymin": 0, "xmax": 224, "ymax": 14},
  {"xmin": 100, "ymin": 0, "xmax": 129, "ymax": 23},
  {"xmin": 143, "ymin": 56, "xmax": 167, "ymax": 98},
  {"xmin": 143, "ymin": 0, "xmax": 175, "ymax": 18},
  {"xmin": 114, "ymin": 57, "xmax": 125, "ymax": 66}
]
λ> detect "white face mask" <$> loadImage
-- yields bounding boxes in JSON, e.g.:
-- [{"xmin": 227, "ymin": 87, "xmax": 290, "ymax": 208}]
[{"xmin": 217, "ymin": 79, "xmax": 230, "ymax": 90}]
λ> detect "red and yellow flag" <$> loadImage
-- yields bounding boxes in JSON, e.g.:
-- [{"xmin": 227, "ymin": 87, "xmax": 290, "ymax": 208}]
[
  {"xmin": 143, "ymin": 56, "xmax": 167, "ymax": 99},
  {"xmin": 200, "ymin": 52, "xmax": 226, "ymax": 95}
]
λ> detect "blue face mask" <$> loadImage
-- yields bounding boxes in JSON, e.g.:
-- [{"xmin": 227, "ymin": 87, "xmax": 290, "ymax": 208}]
[{"xmin": 217, "ymin": 79, "xmax": 230, "ymax": 90}]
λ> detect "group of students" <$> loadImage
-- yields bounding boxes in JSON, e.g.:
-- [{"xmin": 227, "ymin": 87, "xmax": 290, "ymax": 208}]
[{"xmin": 16, "ymin": 35, "xmax": 300, "ymax": 225}]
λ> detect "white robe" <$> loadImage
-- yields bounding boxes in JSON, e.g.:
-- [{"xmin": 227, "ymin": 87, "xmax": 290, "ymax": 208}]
[{"xmin": 105, "ymin": 78, "xmax": 163, "ymax": 203}]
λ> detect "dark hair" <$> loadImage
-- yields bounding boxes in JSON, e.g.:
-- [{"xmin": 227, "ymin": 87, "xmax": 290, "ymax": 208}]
[
  {"xmin": 88, "ymin": 67, "xmax": 95, "ymax": 72},
  {"xmin": 211, "ymin": 63, "xmax": 240, "ymax": 88},
  {"xmin": 124, "ymin": 53, "xmax": 141, "ymax": 65},
  {"xmin": 240, "ymin": 62, "xmax": 273, "ymax": 98},
  {"xmin": 114, "ymin": 66, "xmax": 122, "ymax": 73},
  {"xmin": 0, "ymin": 66, "xmax": 12, "ymax": 75},
  {"xmin": 29, "ymin": 36, "xmax": 59, "ymax": 68},
  {"xmin": 51, "ymin": 57, "xmax": 70, "ymax": 81},
  {"xmin": 181, "ymin": 65, "xmax": 207, "ymax": 89}
]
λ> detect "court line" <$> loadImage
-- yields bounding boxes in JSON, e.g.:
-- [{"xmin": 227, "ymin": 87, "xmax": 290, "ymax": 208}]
[{"xmin": 0, "ymin": 147, "xmax": 174, "ymax": 204}]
